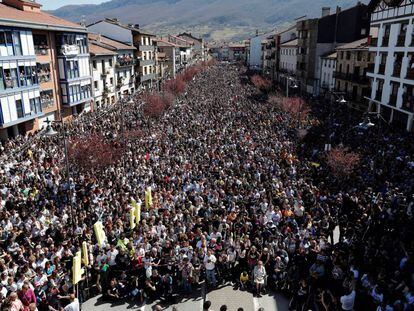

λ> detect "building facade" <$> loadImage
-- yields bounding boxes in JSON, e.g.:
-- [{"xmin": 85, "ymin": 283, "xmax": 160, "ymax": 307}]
[
  {"xmin": 335, "ymin": 38, "xmax": 372, "ymax": 107},
  {"xmin": 0, "ymin": 0, "xmax": 91, "ymax": 139},
  {"xmin": 156, "ymin": 39, "xmax": 179, "ymax": 78},
  {"xmin": 297, "ymin": 4, "xmax": 370, "ymax": 95},
  {"xmin": 177, "ymin": 32, "xmax": 205, "ymax": 62},
  {"xmin": 367, "ymin": 0, "xmax": 414, "ymax": 131},
  {"xmin": 89, "ymin": 40, "xmax": 117, "ymax": 109},
  {"xmin": 319, "ymin": 52, "xmax": 337, "ymax": 94},
  {"xmin": 87, "ymin": 19, "xmax": 156, "ymax": 91}
]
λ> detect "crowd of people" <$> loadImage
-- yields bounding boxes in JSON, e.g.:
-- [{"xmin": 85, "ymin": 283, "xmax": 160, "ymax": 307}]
[{"xmin": 0, "ymin": 63, "xmax": 413, "ymax": 311}]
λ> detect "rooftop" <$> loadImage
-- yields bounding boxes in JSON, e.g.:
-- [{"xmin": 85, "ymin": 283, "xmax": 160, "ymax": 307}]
[
  {"xmin": 0, "ymin": 3, "xmax": 86, "ymax": 32},
  {"xmin": 336, "ymin": 38, "xmax": 369, "ymax": 50},
  {"xmin": 88, "ymin": 18, "xmax": 155, "ymax": 37},
  {"xmin": 88, "ymin": 33, "xmax": 136, "ymax": 51},
  {"xmin": 89, "ymin": 41, "xmax": 117, "ymax": 56},
  {"xmin": 280, "ymin": 38, "xmax": 298, "ymax": 47}
]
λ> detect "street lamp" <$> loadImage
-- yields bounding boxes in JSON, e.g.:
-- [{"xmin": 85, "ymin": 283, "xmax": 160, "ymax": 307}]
[
  {"xmin": 286, "ymin": 77, "xmax": 298, "ymax": 97},
  {"xmin": 43, "ymin": 118, "xmax": 75, "ymax": 227}
]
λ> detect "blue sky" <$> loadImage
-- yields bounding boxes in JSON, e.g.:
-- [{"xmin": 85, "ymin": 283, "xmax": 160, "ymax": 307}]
[{"xmin": 40, "ymin": 0, "xmax": 105, "ymax": 10}]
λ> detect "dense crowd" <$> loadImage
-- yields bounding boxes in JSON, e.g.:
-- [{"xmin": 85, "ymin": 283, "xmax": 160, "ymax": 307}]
[{"xmin": 0, "ymin": 64, "xmax": 413, "ymax": 311}]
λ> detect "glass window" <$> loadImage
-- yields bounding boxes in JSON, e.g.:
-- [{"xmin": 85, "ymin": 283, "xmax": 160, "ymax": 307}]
[
  {"xmin": 12, "ymin": 31, "xmax": 22, "ymax": 56},
  {"xmin": 0, "ymin": 67, "xmax": 4, "ymax": 91},
  {"xmin": 15, "ymin": 99, "xmax": 23, "ymax": 118},
  {"xmin": 5, "ymin": 31, "xmax": 13, "ymax": 55}
]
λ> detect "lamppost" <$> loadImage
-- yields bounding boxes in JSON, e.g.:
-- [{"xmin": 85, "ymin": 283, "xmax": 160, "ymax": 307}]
[
  {"xmin": 325, "ymin": 92, "xmax": 347, "ymax": 152},
  {"xmin": 43, "ymin": 118, "xmax": 76, "ymax": 227},
  {"xmin": 286, "ymin": 76, "xmax": 298, "ymax": 97}
]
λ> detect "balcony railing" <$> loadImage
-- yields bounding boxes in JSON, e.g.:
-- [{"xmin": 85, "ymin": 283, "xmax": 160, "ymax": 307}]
[
  {"xmin": 116, "ymin": 59, "xmax": 135, "ymax": 68},
  {"xmin": 334, "ymin": 72, "xmax": 369, "ymax": 84},
  {"xmin": 39, "ymin": 73, "xmax": 51, "ymax": 83}
]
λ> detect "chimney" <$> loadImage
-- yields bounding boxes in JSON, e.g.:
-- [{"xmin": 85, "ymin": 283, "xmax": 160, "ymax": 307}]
[
  {"xmin": 321, "ymin": 7, "xmax": 330, "ymax": 17},
  {"xmin": 2, "ymin": 0, "xmax": 42, "ymax": 12}
]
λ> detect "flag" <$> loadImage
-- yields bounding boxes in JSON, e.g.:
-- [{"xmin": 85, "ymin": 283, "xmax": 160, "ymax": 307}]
[
  {"xmin": 82, "ymin": 241, "xmax": 89, "ymax": 266},
  {"xmin": 93, "ymin": 221, "xmax": 107, "ymax": 248},
  {"xmin": 130, "ymin": 208, "xmax": 136, "ymax": 230},
  {"xmin": 145, "ymin": 187, "xmax": 152, "ymax": 209},
  {"xmin": 132, "ymin": 199, "xmax": 141, "ymax": 224},
  {"xmin": 72, "ymin": 251, "xmax": 84, "ymax": 285}
]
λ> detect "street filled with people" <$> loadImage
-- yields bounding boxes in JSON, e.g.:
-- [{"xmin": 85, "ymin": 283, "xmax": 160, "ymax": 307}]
[{"xmin": 0, "ymin": 63, "xmax": 414, "ymax": 311}]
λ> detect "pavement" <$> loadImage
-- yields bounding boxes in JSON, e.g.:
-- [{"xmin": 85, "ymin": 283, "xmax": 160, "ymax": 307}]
[{"xmin": 82, "ymin": 284, "xmax": 290, "ymax": 311}]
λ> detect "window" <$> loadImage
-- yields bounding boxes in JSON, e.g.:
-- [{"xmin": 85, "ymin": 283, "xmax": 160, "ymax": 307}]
[
  {"xmin": 40, "ymin": 90, "xmax": 54, "ymax": 109},
  {"xmin": 15, "ymin": 99, "xmax": 24, "ymax": 118},
  {"xmin": 12, "ymin": 31, "xmax": 22, "ymax": 56},
  {"xmin": 0, "ymin": 67, "xmax": 4, "ymax": 91},
  {"xmin": 101, "ymin": 60, "xmax": 105, "ymax": 72},
  {"xmin": 94, "ymin": 81, "xmax": 98, "ymax": 89},
  {"xmin": 3, "ymin": 68, "xmax": 18, "ymax": 89},
  {"xmin": 66, "ymin": 60, "xmax": 79, "ymax": 79},
  {"xmin": 110, "ymin": 77, "xmax": 113, "ymax": 85},
  {"xmin": 109, "ymin": 59, "xmax": 113, "ymax": 67},
  {"xmin": 93, "ymin": 60, "xmax": 97, "ymax": 69},
  {"xmin": 30, "ymin": 97, "xmax": 42, "ymax": 114},
  {"xmin": 33, "ymin": 34, "xmax": 48, "ymax": 55}
]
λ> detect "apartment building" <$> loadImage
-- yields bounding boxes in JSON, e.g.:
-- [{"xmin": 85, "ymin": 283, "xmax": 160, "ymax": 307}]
[
  {"xmin": 248, "ymin": 30, "xmax": 276, "ymax": 71},
  {"xmin": 156, "ymin": 39, "xmax": 180, "ymax": 78},
  {"xmin": 319, "ymin": 52, "xmax": 337, "ymax": 94},
  {"xmin": 279, "ymin": 39, "xmax": 298, "ymax": 88},
  {"xmin": 88, "ymin": 34, "xmax": 136, "ymax": 100},
  {"xmin": 177, "ymin": 32, "xmax": 205, "ymax": 62},
  {"xmin": 168, "ymin": 35, "xmax": 194, "ymax": 69},
  {"xmin": 0, "ymin": 0, "xmax": 91, "ymax": 139},
  {"xmin": 228, "ymin": 43, "xmax": 248, "ymax": 62},
  {"xmin": 297, "ymin": 4, "xmax": 370, "ymax": 95},
  {"xmin": 262, "ymin": 35, "xmax": 276, "ymax": 80},
  {"xmin": 367, "ymin": 0, "xmax": 414, "ymax": 131},
  {"xmin": 335, "ymin": 38, "xmax": 372, "ymax": 107},
  {"xmin": 87, "ymin": 19, "xmax": 156, "ymax": 90},
  {"xmin": 88, "ymin": 39, "xmax": 117, "ymax": 109}
]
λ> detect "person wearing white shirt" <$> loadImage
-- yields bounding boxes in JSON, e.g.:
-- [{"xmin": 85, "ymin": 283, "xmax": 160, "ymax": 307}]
[
  {"xmin": 203, "ymin": 249, "xmax": 217, "ymax": 287},
  {"xmin": 64, "ymin": 294, "xmax": 80, "ymax": 311}
]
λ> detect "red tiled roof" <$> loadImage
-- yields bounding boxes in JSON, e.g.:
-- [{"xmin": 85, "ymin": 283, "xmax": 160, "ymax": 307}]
[
  {"xmin": 89, "ymin": 42, "xmax": 117, "ymax": 56},
  {"xmin": 88, "ymin": 33, "xmax": 136, "ymax": 51},
  {"xmin": 0, "ymin": 3, "xmax": 85, "ymax": 31}
]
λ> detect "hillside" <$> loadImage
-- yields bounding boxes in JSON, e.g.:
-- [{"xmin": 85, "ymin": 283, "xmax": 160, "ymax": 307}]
[{"xmin": 51, "ymin": 0, "xmax": 369, "ymax": 41}]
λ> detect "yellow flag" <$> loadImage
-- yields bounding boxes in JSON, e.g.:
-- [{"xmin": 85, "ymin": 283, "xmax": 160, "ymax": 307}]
[
  {"xmin": 132, "ymin": 200, "xmax": 141, "ymax": 224},
  {"xmin": 93, "ymin": 221, "xmax": 106, "ymax": 247},
  {"xmin": 82, "ymin": 241, "xmax": 89, "ymax": 266},
  {"xmin": 72, "ymin": 251, "xmax": 84, "ymax": 285},
  {"xmin": 130, "ymin": 208, "xmax": 136, "ymax": 230},
  {"xmin": 145, "ymin": 187, "xmax": 152, "ymax": 209}
]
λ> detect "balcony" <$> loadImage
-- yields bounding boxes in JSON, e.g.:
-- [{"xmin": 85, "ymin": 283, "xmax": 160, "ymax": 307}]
[
  {"xmin": 140, "ymin": 73, "xmax": 156, "ymax": 82},
  {"xmin": 38, "ymin": 72, "xmax": 51, "ymax": 83},
  {"xmin": 378, "ymin": 64, "xmax": 386, "ymax": 75},
  {"xmin": 382, "ymin": 36, "xmax": 389, "ymax": 47},
  {"xmin": 35, "ymin": 45, "xmax": 49, "ymax": 56},
  {"xmin": 406, "ymin": 68, "xmax": 414, "ymax": 79},
  {"xmin": 140, "ymin": 59, "xmax": 155, "ymax": 66},
  {"xmin": 139, "ymin": 45, "xmax": 154, "ymax": 52},
  {"xmin": 116, "ymin": 58, "xmax": 135, "ymax": 68},
  {"xmin": 60, "ymin": 44, "xmax": 80, "ymax": 57}
]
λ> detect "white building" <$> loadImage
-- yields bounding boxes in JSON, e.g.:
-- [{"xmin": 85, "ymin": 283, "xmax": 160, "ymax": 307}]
[
  {"xmin": 89, "ymin": 41, "xmax": 117, "ymax": 109},
  {"xmin": 319, "ymin": 52, "xmax": 337, "ymax": 93},
  {"xmin": 248, "ymin": 31, "xmax": 276, "ymax": 71},
  {"xmin": 280, "ymin": 39, "xmax": 298, "ymax": 74},
  {"xmin": 367, "ymin": 0, "xmax": 414, "ymax": 131},
  {"xmin": 88, "ymin": 34, "xmax": 136, "ymax": 100}
]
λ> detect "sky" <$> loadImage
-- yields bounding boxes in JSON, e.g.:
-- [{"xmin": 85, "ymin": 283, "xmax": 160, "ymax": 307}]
[{"xmin": 40, "ymin": 0, "xmax": 105, "ymax": 10}]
